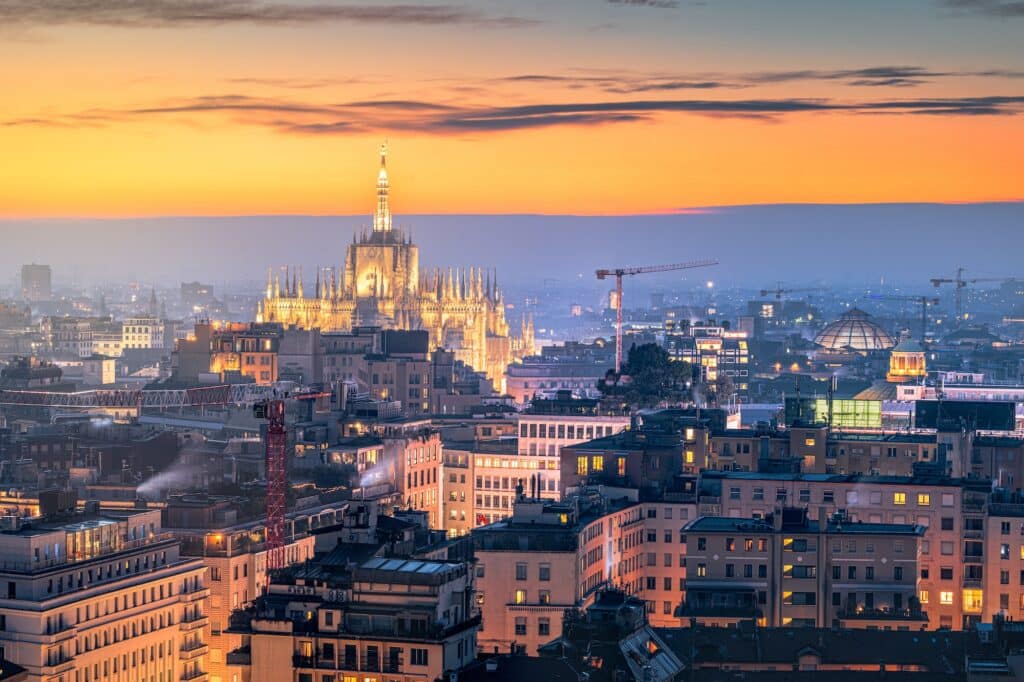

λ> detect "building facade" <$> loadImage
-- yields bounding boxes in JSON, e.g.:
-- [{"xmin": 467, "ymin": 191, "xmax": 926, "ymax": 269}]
[{"xmin": 0, "ymin": 506, "xmax": 210, "ymax": 682}]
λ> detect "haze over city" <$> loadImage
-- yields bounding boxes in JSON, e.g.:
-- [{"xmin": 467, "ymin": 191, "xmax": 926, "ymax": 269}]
[{"xmin": 1, "ymin": 2, "xmax": 1024, "ymax": 682}]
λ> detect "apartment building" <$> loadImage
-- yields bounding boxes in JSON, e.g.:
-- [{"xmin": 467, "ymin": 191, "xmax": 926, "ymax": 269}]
[
  {"xmin": 697, "ymin": 470, "xmax": 991, "ymax": 629},
  {"xmin": 227, "ymin": 554, "xmax": 479, "ymax": 682},
  {"xmin": 561, "ymin": 413, "xmax": 713, "ymax": 494},
  {"xmin": 472, "ymin": 493, "xmax": 641, "ymax": 655},
  {"xmin": 165, "ymin": 495, "xmax": 344, "ymax": 682},
  {"xmin": 665, "ymin": 325, "xmax": 750, "ymax": 394},
  {"xmin": 121, "ymin": 316, "xmax": 164, "ymax": 351},
  {"xmin": 682, "ymin": 508, "xmax": 925, "ymax": 630},
  {"xmin": 441, "ymin": 447, "xmax": 473, "ymax": 537},
  {"xmin": 0, "ymin": 505, "xmax": 210, "ymax": 682},
  {"xmin": 983, "ymin": 492, "xmax": 1024, "ymax": 623}
]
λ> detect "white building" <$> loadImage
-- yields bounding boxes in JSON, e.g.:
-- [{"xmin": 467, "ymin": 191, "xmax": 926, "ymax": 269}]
[{"xmin": 121, "ymin": 316, "xmax": 165, "ymax": 351}]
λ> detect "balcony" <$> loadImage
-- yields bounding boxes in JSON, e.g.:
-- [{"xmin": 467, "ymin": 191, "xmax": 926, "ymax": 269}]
[
  {"xmin": 180, "ymin": 587, "xmax": 211, "ymax": 603},
  {"xmin": 226, "ymin": 648, "xmax": 251, "ymax": 666},
  {"xmin": 837, "ymin": 607, "xmax": 928, "ymax": 623},
  {"xmin": 180, "ymin": 615, "xmax": 209, "ymax": 632},
  {"xmin": 180, "ymin": 642, "xmax": 209, "ymax": 660},
  {"xmin": 962, "ymin": 529, "xmax": 984, "ymax": 539},
  {"xmin": 963, "ymin": 577, "xmax": 984, "ymax": 589},
  {"xmin": 180, "ymin": 670, "xmax": 207, "ymax": 681}
]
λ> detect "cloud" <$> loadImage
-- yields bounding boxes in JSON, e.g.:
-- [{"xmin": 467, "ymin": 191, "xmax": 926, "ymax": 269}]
[
  {"xmin": 6, "ymin": 92, "xmax": 1023, "ymax": 136},
  {"xmin": 940, "ymin": 0, "xmax": 1024, "ymax": 17},
  {"xmin": 0, "ymin": 0, "xmax": 537, "ymax": 29}
]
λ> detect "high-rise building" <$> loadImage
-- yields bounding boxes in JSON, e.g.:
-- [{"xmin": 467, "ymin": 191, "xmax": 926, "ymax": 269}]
[
  {"xmin": 257, "ymin": 145, "xmax": 534, "ymax": 387},
  {"xmin": 20, "ymin": 264, "xmax": 51, "ymax": 303}
]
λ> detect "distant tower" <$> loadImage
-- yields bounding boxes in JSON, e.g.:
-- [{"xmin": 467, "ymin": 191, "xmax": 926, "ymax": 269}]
[
  {"xmin": 148, "ymin": 287, "xmax": 158, "ymax": 316},
  {"xmin": 373, "ymin": 142, "xmax": 392, "ymax": 233}
]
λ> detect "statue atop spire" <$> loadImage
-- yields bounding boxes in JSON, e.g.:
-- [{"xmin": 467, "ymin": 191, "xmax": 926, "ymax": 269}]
[{"xmin": 373, "ymin": 141, "xmax": 392, "ymax": 233}]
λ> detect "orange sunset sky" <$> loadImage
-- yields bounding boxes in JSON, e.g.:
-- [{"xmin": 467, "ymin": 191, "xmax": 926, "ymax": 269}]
[{"xmin": 1, "ymin": 0, "xmax": 1022, "ymax": 218}]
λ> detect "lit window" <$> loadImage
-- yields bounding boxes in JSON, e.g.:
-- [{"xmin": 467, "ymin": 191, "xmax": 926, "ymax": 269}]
[
  {"xmin": 804, "ymin": 438, "xmax": 816, "ymax": 447},
  {"xmin": 917, "ymin": 493, "xmax": 930, "ymax": 507},
  {"xmin": 514, "ymin": 590, "xmax": 527, "ymax": 604},
  {"xmin": 592, "ymin": 455, "xmax": 604, "ymax": 471},
  {"xmin": 576, "ymin": 457, "xmax": 588, "ymax": 476},
  {"xmin": 919, "ymin": 590, "xmax": 929, "ymax": 604},
  {"xmin": 940, "ymin": 591, "xmax": 953, "ymax": 605},
  {"xmin": 893, "ymin": 492, "xmax": 907, "ymax": 506},
  {"xmin": 685, "ymin": 450, "xmax": 694, "ymax": 465}
]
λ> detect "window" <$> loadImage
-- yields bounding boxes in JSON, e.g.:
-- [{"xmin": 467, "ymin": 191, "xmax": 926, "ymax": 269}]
[
  {"xmin": 941, "ymin": 517, "xmax": 954, "ymax": 530},
  {"xmin": 592, "ymin": 455, "xmax": 604, "ymax": 470},
  {"xmin": 744, "ymin": 538, "xmax": 754, "ymax": 551},
  {"xmin": 725, "ymin": 564, "xmax": 735, "ymax": 577},
  {"xmin": 514, "ymin": 617, "xmax": 527, "ymax": 636},
  {"xmin": 410, "ymin": 649, "xmax": 429, "ymax": 666},
  {"xmin": 729, "ymin": 487, "xmax": 741, "ymax": 500},
  {"xmin": 941, "ymin": 541, "xmax": 953, "ymax": 555},
  {"xmin": 1001, "ymin": 522, "xmax": 1011, "ymax": 535},
  {"xmin": 799, "ymin": 489, "xmax": 810, "ymax": 503},
  {"xmin": 940, "ymin": 567, "xmax": 953, "ymax": 580},
  {"xmin": 919, "ymin": 590, "xmax": 929, "ymax": 604},
  {"xmin": 893, "ymin": 492, "xmax": 906, "ymax": 505},
  {"xmin": 539, "ymin": 590, "xmax": 550, "ymax": 604},
  {"xmin": 697, "ymin": 537, "xmax": 706, "ymax": 551},
  {"xmin": 539, "ymin": 564, "xmax": 551, "ymax": 581},
  {"xmin": 865, "ymin": 566, "xmax": 874, "ymax": 580},
  {"xmin": 516, "ymin": 563, "xmax": 527, "ymax": 580},
  {"xmin": 538, "ymin": 618, "xmax": 550, "ymax": 636},
  {"xmin": 753, "ymin": 487, "xmax": 764, "ymax": 501},
  {"xmin": 917, "ymin": 493, "xmax": 930, "ymax": 506},
  {"xmin": 696, "ymin": 563, "xmax": 707, "ymax": 577},
  {"xmin": 646, "ymin": 577, "xmax": 657, "ymax": 590},
  {"xmin": 758, "ymin": 565, "xmax": 767, "ymax": 578},
  {"xmin": 576, "ymin": 457, "xmax": 588, "ymax": 476},
  {"xmin": 1002, "ymin": 544, "xmax": 1011, "ymax": 560},
  {"xmin": 514, "ymin": 590, "xmax": 527, "ymax": 604},
  {"xmin": 894, "ymin": 566, "xmax": 903, "ymax": 581},
  {"xmin": 725, "ymin": 538, "xmax": 735, "ymax": 551},
  {"xmin": 848, "ymin": 566, "xmax": 857, "ymax": 580},
  {"xmin": 1001, "ymin": 570, "xmax": 1010, "ymax": 585},
  {"xmin": 940, "ymin": 591, "xmax": 953, "ymax": 605}
]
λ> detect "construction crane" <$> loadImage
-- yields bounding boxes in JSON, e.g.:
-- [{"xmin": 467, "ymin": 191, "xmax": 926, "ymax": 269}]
[
  {"xmin": 759, "ymin": 283, "xmax": 826, "ymax": 302},
  {"xmin": 869, "ymin": 294, "xmax": 939, "ymax": 342},
  {"xmin": 0, "ymin": 382, "xmax": 326, "ymax": 577},
  {"xmin": 596, "ymin": 259, "xmax": 717, "ymax": 373},
  {"xmin": 931, "ymin": 267, "xmax": 1020, "ymax": 327}
]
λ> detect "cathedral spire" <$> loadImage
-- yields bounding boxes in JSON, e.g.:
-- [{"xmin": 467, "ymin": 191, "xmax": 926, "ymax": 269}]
[
  {"xmin": 297, "ymin": 266, "xmax": 304, "ymax": 299},
  {"xmin": 373, "ymin": 142, "xmax": 392, "ymax": 233},
  {"xmin": 266, "ymin": 267, "xmax": 273, "ymax": 299},
  {"xmin": 274, "ymin": 273, "xmax": 280, "ymax": 298}
]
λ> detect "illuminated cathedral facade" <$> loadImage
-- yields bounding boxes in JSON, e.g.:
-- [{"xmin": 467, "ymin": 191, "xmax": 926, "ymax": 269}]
[{"xmin": 258, "ymin": 145, "xmax": 534, "ymax": 387}]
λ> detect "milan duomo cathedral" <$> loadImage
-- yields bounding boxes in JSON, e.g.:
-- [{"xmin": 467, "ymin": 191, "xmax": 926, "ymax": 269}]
[{"xmin": 257, "ymin": 145, "xmax": 534, "ymax": 387}]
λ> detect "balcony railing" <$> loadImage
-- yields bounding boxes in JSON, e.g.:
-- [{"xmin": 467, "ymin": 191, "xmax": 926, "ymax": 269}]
[
  {"xmin": 838, "ymin": 607, "xmax": 928, "ymax": 621},
  {"xmin": 0, "ymin": 533, "xmax": 177, "ymax": 573}
]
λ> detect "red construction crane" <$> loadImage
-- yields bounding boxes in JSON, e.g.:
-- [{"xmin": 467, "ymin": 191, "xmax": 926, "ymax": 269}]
[
  {"xmin": 596, "ymin": 259, "xmax": 717, "ymax": 373},
  {"xmin": 0, "ymin": 383, "xmax": 322, "ymax": 578},
  {"xmin": 253, "ymin": 399, "xmax": 287, "ymax": 572}
]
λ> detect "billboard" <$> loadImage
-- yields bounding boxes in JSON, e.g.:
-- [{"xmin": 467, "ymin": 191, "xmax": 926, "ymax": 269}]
[{"xmin": 914, "ymin": 400, "xmax": 1015, "ymax": 431}]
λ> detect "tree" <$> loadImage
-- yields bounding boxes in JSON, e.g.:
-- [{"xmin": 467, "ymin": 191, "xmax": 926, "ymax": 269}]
[
  {"xmin": 709, "ymin": 372, "xmax": 736, "ymax": 406},
  {"xmin": 598, "ymin": 343, "xmax": 692, "ymax": 407}
]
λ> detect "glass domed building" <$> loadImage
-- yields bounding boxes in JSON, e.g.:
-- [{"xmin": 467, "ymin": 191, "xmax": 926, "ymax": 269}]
[{"xmin": 814, "ymin": 308, "xmax": 895, "ymax": 352}]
